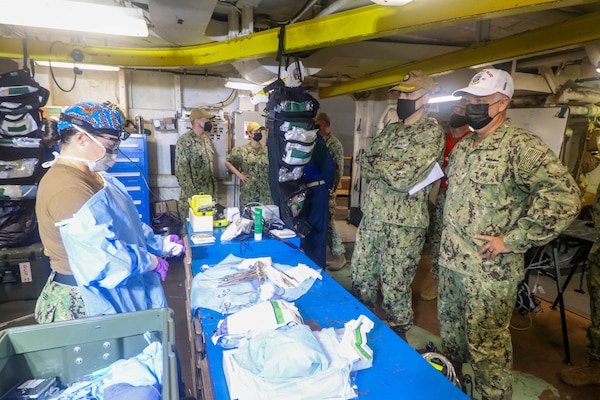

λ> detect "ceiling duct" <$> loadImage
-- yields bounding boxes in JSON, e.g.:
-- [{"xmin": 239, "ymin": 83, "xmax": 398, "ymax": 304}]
[
  {"xmin": 232, "ymin": 3, "xmax": 273, "ymax": 85},
  {"xmin": 148, "ymin": 0, "xmax": 219, "ymax": 46},
  {"xmin": 585, "ymin": 44, "xmax": 600, "ymax": 72},
  {"xmin": 232, "ymin": 0, "xmax": 368, "ymax": 85}
]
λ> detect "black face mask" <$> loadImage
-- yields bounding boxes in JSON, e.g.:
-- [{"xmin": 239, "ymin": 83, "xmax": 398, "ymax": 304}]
[
  {"xmin": 203, "ymin": 121, "xmax": 213, "ymax": 132},
  {"xmin": 252, "ymin": 132, "xmax": 263, "ymax": 142},
  {"xmin": 449, "ymin": 114, "xmax": 468, "ymax": 128},
  {"xmin": 465, "ymin": 99, "xmax": 502, "ymax": 130},
  {"xmin": 396, "ymin": 95, "xmax": 424, "ymax": 121}
]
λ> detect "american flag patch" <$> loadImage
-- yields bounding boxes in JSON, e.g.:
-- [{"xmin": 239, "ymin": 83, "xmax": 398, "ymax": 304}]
[{"xmin": 518, "ymin": 148, "xmax": 544, "ymax": 172}]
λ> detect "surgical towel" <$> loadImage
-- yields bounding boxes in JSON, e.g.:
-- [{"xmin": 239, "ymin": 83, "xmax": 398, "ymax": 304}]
[
  {"xmin": 51, "ymin": 340, "xmax": 164, "ymax": 399},
  {"xmin": 222, "ymin": 322, "xmax": 364, "ymax": 400},
  {"xmin": 233, "ymin": 324, "xmax": 329, "ymax": 383},
  {"xmin": 103, "ymin": 383, "xmax": 161, "ymax": 400},
  {"xmin": 190, "ymin": 254, "xmax": 320, "ymax": 315}
]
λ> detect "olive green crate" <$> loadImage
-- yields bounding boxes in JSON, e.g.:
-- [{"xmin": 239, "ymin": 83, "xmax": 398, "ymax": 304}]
[{"xmin": 0, "ymin": 308, "xmax": 178, "ymax": 399}]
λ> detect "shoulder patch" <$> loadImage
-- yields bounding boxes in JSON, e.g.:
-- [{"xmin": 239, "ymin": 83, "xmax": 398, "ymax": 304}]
[{"xmin": 518, "ymin": 148, "xmax": 544, "ymax": 172}]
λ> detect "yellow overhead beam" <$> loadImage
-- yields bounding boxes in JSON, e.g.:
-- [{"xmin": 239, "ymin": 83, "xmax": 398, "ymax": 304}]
[
  {"xmin": 0, "ymin": 0, "xmax": 597, "ymax": 67},
  {"xmin": 319, "ymin": 10, "xmax": 600, "ymax": 98}
]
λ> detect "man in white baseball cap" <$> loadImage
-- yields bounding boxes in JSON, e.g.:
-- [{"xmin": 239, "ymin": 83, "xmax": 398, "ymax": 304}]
[
  {"xmin": 455, "ymin": 68, "xmax": 514, "ymax": 97},
  {"xmin": 452, "ymin": 68, "xmax": 514, "ymax": 136},
  {"xmin": 437, "ymin": 68, "xmax": 581, "ymax": 399}
]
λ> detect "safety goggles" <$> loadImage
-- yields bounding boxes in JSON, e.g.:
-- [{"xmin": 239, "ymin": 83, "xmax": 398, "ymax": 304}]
[
  {"xmin": 95, "ymin": 134, "xmax": 121, "ymax": 152},
  {"xmin": 81, "ymin": 131, "xmax": 120, "ymax": 154}
]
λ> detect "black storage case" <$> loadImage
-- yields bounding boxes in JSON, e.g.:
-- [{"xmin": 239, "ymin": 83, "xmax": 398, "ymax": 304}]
[{"xmin": 0, "ymin": 242, "xmax": 50, "ymax": 303}]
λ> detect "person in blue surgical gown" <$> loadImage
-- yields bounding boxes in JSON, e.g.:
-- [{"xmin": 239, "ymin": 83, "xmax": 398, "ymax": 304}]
[{"xmin": 35, "ymin": 101, "xmax": 185, "ymax": 322}]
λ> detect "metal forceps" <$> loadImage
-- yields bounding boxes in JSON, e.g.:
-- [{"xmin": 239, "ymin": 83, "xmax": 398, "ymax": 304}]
[{"xmin": 217, "ymin": 287, "xmax": 256, "ymax": 298}]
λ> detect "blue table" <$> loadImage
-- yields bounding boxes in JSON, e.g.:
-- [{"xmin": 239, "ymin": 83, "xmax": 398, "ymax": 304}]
[
  {"xmin": 186, "ymin": 223, "xmax": 468, "ymax": 399},
  {"xmin": 188, "ymin": 222, "xmax": 302, "ymax": 275}
]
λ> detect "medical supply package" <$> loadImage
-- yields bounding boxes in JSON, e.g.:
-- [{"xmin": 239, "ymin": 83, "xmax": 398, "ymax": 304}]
[{"xmin": 221, "ymin": 315, "xmax": 376, "ymax": 400}]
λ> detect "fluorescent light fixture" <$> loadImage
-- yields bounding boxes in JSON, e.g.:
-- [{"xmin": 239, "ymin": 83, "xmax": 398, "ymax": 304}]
[
  {"xmin": 0, "ymin": 0, "xmax": 148, "ymax": 37},
  {"xmin": 225, "ymin": 78, "xmax": 263, "ymax": 91},
  {"xmin": 36, "ymin": 61, "xmax": 120, "ymax": 72},
  {"xmin": 596, "ymin": 62, "xmax": 600, "ymax": 73},
  {"xmin": 428, "ymin": 95, "xmax": 462, "ymax": 104}
]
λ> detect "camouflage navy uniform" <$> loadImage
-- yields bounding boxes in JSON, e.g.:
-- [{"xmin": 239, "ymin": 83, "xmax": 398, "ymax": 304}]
[
  {"xmin": 175, "ymin": 130, "xmax": 217, "ymax": 220},
  {"xmin": 226, "ymin": 143, "xmax": 271, "ymax": 207},
  {"xmin": 428, "ymin": 188, "xmax": 446, "ymax": 278},
  {"xmin": 438, "ymin": 119, "xmax": 581, "ymax": 399},
  {"xmin": 429, "ymin": 128, "xmax": 472, "ymax": 280},
  {"xmin": 35, "ymin": 272, "xmax": 86, "ymax": 323},
  {"xmin": 351, "ymin": 115, "xmax": 444, "ymax": 330},
  {"xmin": 324, "ymin": 133, "xmax": 346, "ymax": 257},
  {"xmin": 587, "ymin": 190, "xmax": 600, "ymax": 361}
]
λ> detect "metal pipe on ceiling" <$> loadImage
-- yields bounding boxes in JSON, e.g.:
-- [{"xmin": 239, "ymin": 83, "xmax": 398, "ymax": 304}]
[
  {"xmin": 319, "ymin": 11, "xmax": 600, "ymax": 98},
  {"xmin": 0, "ymin": 0, "xmax": 598, "ymax": 97},
  {"xmin": 1, "ymin": 0, "xmax": 592, "ymax": 66}
]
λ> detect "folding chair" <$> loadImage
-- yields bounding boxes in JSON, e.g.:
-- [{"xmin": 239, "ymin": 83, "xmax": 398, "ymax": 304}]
[{"xmin": 524, "ymin": 237, "xmax": 592, "ymax": 365}]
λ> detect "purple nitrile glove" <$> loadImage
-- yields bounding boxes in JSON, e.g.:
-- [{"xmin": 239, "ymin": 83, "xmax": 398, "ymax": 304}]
[
  {"xmin": 162, "ymin": 234, "xmax": 185, "ymax": 257},
  {"xmin": 154, "ymin": 257, "xmax": 169, "ymax": 281}
]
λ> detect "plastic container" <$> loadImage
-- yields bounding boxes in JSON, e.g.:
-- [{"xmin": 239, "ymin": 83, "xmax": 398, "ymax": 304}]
[
  {"xmin": 189, "ymin": 194, "xmax": 213, "ymax": 216},
  {"xmin": 0, "ymin": 308, "xmax": 178, "ymax": 399},
  {"xmin": 0, "ymin": 242, "xmax": 51, "ymax": 303}
]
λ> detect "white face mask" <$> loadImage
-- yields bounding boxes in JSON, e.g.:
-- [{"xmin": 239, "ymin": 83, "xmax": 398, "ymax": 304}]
[
  {"xmin": 83, "ymin": 133, "xmax": 118, "ymax": 171},
  {"xmin": 43, "ymin": 133, "xmax": 117, "ymax": 172},
  {"xmin": 86, "ymin": 151, "xmax": 117, "ymax": 172},
  {"xmin": 50, "ymin": 152, "xmax": 117, "ymax": 172}
]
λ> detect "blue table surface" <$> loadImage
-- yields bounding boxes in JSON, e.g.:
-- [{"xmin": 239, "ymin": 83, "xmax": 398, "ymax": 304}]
[
  {"xmin": 188, "ymin": 223, "xmax": 302, "ymax": 275},
  {"xmin": 188, "ymin": 223, "xmax": 468, "ymax": 399}
]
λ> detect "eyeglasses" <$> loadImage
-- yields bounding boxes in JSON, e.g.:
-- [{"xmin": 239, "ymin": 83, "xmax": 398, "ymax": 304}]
[
  {"xmin": 95, "ymin": 135, "xmax": 121, "ymax": 152},
  {"xmin": 94, "ymin": 129, "xmax": 130, "ymax": 142},
  {"xmin": 83, "ymin": 131, "xmax": 120, "ymax": 153}
]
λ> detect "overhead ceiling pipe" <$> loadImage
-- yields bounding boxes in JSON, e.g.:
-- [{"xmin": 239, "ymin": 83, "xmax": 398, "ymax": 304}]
[
  {"xmin": 569, "ymin": 104, "xmax": 600, "ymax": 116},
  {"xmin": 228, "ymin": 6, "xmax": 240, "ymax": 39},
  {"xmin": 231, "ymin": 4, "xmax": 273, "ymax": 85},
  {"xmin": 232, "ymin": 0, "xmax": 369, "ymax": 85},
  {"xmin": 241, "ymin": 4, "xmax": 254, "ymax": 36},
  {"xmin": 585, "ymin": 44, "xmax": 600, "ymax": 72},
  {"xmin": 320, "ymin": 0, "xmax": 374, "ymax": 15},
  {"xmin": 556, "ymin": 89, "xmax": 600, "ymax": 105}
]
